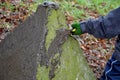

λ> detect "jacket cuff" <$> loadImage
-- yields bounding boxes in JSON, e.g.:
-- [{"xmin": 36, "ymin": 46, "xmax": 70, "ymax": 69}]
[{"xmin": 80, "ymin": 21, "xmax": 87, "ymax": 33}]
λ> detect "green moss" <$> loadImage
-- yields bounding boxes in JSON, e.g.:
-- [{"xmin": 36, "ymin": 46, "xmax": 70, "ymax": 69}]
[
  {"xmin": 36, "ymin": 65, "xmax": 49, "ymax": 80},
  {"xmin": 45, "ymin": 10, "xmax": 67, "ymax": 50},
  {"xmin": 45, "ymin": 10, "xmax": 58, "ymax": 50},
  {"xmin": 52, "ymin": 37, "xmax": 95, "ymax": 80}
]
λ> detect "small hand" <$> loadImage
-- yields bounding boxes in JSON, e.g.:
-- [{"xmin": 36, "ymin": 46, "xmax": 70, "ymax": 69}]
[{"xmin": 71, "ymin": 22, "xmax": 82, "ymax": 35}]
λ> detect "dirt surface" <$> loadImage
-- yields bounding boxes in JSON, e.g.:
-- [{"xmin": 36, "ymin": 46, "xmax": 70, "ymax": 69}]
[
  {"xmin": 0, "ymin": 5, "xmax": 47, "ymax": 80},
  {"xmin": 0, "ymin": 4, "xmax": 72, "ymax": 80}
]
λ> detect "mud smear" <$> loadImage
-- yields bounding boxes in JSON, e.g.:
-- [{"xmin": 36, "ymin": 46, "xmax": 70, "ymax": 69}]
[
  {"xmin": 39, "ymin": 28, "xmax": 71, "ymax": 80},
  {"xmin": 0, "ymin": 4, "xmax": 71, "ymax": 80},
  {"xmin": 38, "ymin": 4, "xmax": 72, "ymax": 80},
  {"xmin": 0, "ymin": 5, "xmax": 47, "ymax": 80},
  {"xmin": 47, "ymin": 29, "xmax": 70, "ymax": 80}
]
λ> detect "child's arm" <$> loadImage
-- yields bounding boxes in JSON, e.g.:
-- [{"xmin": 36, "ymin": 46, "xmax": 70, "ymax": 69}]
[{"xmin": 72, "ymin": 7, "xmax": 120, "ymax": 38}]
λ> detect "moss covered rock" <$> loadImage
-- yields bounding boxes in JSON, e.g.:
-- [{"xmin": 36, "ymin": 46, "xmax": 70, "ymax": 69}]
[
  {"xmin": 0, "ymin": 4, "xmax": 96, "ymax": 80},
  {"xmin": 37, "ymin": 4, "xmax": 96, "ymax": 80}
]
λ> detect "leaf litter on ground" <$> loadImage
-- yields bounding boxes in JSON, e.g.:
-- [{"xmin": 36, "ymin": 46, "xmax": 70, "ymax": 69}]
[{"xmin": 0, "ymin": 0, "xmax": 34, "ymax": 41}]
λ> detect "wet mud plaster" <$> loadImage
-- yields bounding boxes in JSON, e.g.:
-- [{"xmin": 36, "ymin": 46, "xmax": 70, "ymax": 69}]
[
  {"xmin": 38, "ymin": 4, "xmax": 71, "ymax": 80},
  {"xmin": 48, "ymin": 29, "xmax": 70, "ymax": 80},
  {"xmin": 0, "ymin": 5, "xmax": 47, "ymax": 80}
]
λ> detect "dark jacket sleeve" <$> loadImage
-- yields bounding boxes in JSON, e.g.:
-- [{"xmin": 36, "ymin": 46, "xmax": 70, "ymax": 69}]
[{"xmin": 80, "ymin": 7, "xmax": 120, "ymax": 38}]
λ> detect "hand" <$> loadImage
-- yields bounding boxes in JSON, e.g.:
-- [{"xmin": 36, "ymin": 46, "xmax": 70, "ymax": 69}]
[{"xmin": 71, "ymin": 22, "xmax": 82, "ymax": 35}]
